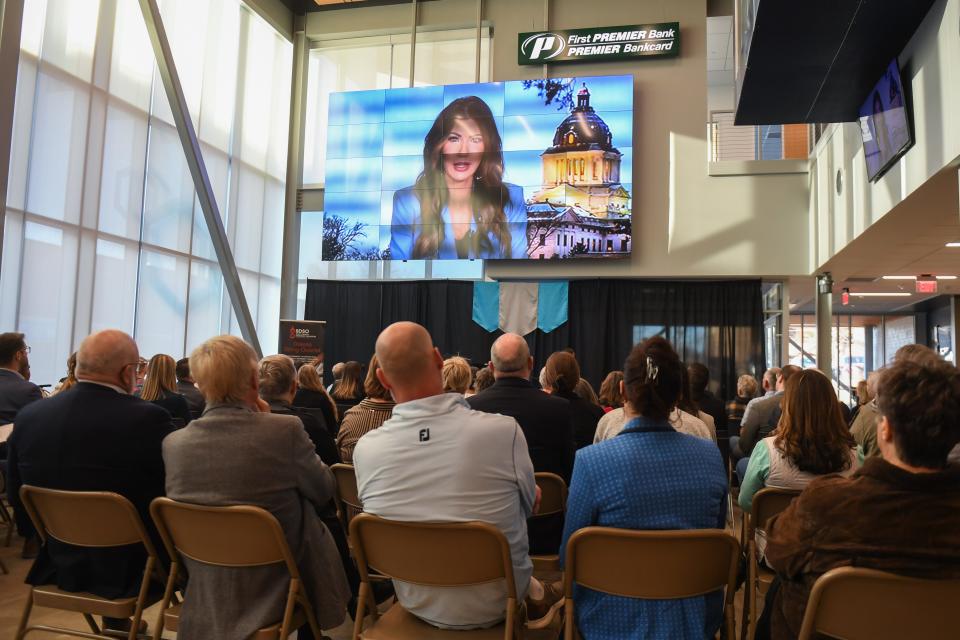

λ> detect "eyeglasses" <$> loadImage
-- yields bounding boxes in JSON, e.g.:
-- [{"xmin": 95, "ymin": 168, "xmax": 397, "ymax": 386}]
[{"xmin": 21, "ymin": 346, "xmax": 31, "ymax": 354}]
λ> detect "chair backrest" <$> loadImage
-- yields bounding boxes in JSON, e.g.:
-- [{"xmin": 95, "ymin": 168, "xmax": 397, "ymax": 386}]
[
  {"xmin": 331, "ymin": 463, "xmax": 362, "ymax": 530},
  {"xmin": 150, "ymin": 497, "xmax": 297, "ymax": 575},
  {"xmin": 798, "ymin": 566, "xmax": 960, "ymax": 640},
  {"xmin": 563, "ymin": 527, "xmax": 739, "ymax": 599},
  {"xmin": 748, "ymin": 487, "xmax": 801, "ymax": 537},
  {"xmin": 20, "ymin": 486, "xmax": 156, "ymax": 555},
  {"xmin": 349, "ymin": 513, "xmax": 517, "ymax": 598},
  {"xmin": 533, "ymin": 472, "xmax": 567, "ymax": 517}
]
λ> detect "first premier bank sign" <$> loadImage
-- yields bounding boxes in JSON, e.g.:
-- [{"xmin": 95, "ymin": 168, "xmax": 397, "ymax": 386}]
[{"xmin": 518, "ymin": 23, "xmax": 679, "ymax": 65}]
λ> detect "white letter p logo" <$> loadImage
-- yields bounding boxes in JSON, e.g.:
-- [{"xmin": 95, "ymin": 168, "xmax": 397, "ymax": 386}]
[{"xmin": 530, "ymin": 36, "xmax": 555, "ymax": 60}]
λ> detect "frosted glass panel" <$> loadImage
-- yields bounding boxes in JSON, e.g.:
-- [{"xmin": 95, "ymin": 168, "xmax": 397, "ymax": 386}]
[
  {"xmin": 260, "ymin": 178, "xmax": 285, "ymax": 277},
  {"xmin": 110, "ymin": 0, "xmax": 154, "ymax": 110},
  {"xmin": 0, "ymin": 212, "xmax": 25, "ymax": 329},
  {"xmin": 136, "ymin": 249, "xmax": 189, "ymax": 358},
  {"xmin": 199, "ymin": 0, "xmax": 241, "ymax": 151},
  {"xmin": 41, "ymin": 0, "xmax": 100, "ymax": 81},
  {"xmin": 231, "ymin": 165, "xmax": 265, "ymax": 271},
  {"xmin": 143, "ymin": 123, "xmax": 194, "ymax": 252},
  {"xmin": 7, "ymin": 57, "xmax": 38, "ymax": 210},
  {"xmin": 99, "ymin": 102, "xmax": 148, "ymax": 239},
  {"xmin": 20, "ymin": 0, "xmax": 46, "ymax": 57},
  {"xmin": 91, "ymin": 238, "xmax": 138, "ymax": 334},
  {"xmin": 258, "ymin": 275, "xmax": 280, "ymax": 354},
  {"xmin": 186, "ymin": 260, "xmax": 224, "ymax": 354},
  {"xmin": 27, "ymin": 71, "xmax": 89, "ymax": 223},
  {"xmin": 18, "ymin": 221, "xmax": 78, "ymax": 386}
]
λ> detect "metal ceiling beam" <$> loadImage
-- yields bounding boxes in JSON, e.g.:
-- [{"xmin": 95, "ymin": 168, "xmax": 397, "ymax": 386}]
[
  {"xmin": 0, "ymin": 0, "xmax": 24, "ymax": 270},
  {"xmin": 137, "ymin": 0, "xmax": 262, "ymax": 356}
]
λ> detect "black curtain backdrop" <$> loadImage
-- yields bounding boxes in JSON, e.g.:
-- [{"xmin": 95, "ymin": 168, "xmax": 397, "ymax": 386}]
[{"xmin": 304, "ymin": 279, "xmax": 765, "ymax": 402}]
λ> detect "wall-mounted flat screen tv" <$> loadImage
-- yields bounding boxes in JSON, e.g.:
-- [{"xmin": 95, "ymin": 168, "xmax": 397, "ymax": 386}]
[
  {"xmin": 858, "ymin": 58, "xmax": 913, "ymax": 182},
  {"xmin": 320, "ymin": 75, "xmax": 633, "ymax": 261}
]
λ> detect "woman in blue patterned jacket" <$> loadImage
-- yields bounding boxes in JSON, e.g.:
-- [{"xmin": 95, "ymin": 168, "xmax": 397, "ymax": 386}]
[{"xmin": 560, "ymin": 336, "xmax": 728, "ymax": 639}]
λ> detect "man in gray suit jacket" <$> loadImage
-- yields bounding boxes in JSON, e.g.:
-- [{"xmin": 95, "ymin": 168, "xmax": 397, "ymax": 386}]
[
  {"xmin": 0, "ymin": 332, "xmax": 42, "ymax": 424},
  {"xmin": 163, "ymin": 335, "xmax": 350, "ymax": 639}
]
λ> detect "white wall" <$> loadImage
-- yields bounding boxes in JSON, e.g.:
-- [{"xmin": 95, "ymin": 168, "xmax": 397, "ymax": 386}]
[
  {"xmin": 809, "ymin": 0, "xmax": 960, "ymax": 270},
  {"xmin": 307, "ymin": 0, "xmax": 811, "ymax": 279}
]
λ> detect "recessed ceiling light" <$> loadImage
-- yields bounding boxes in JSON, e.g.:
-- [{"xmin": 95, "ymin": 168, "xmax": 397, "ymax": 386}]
[
  {"xmin": 849, "ymin": 292, "xmax": 912, "ymax": 297},
  {"xmin": 946, "ymin": 242, "xmax": 960, "ymax": 247},
  {"xmin": 936, "ymin": 275, "xmax": 957, "ymax": 280},
  {"xmin": 881, "ymin": 276, "xmax": 915, "ymax": 280}
]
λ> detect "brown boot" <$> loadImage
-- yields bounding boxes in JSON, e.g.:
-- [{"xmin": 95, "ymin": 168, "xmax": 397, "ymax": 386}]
[{"xmin": 525, "ymin": 579, "xmax": 563, "ymax": 623}]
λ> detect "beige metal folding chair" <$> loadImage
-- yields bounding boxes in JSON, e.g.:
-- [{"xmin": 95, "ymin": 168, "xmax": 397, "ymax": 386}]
[
  {"xmin": 741, "ymin": 487, "xmax": 800, "ymax": 640},
  {"xmin": 530, "ymin": 472, "xmax": 568, "ymax": 573},
  {"xmin": 15, "ymin": 486, "xmax": 165, "ymax": 640},
  {"xmin": 563, "ymin": 527, "xmax": 740, "ymax": 640},
  {"xmin": 798, "ymin": 566, "xmax": 960, "ymax": 640},
  {"xmin": 1, "ymin": 448, "xmax": 15, "ymax": 547},
  {"xmin": 149, "ymin": 497, "xmax": 321, "ymax": 640},
  {"xmin": 331, "ymin": 463, "xmax": 363, "ymax": 535},
  {"xmin": 349, "ymin": 513, "xmax": 532, "ymax": 640}
]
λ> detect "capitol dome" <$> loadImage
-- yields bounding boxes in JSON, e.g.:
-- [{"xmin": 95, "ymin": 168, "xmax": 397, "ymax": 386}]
[{"xmin": 545, "ymin": 84, "xmax": 619, "ymax": 154}]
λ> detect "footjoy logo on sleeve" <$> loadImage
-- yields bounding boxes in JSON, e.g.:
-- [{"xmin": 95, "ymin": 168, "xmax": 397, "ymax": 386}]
[
  {"xmin": 520, "ymin": 33, "xmax": 566, "ymax": 61},
  {"xmin": 419, "ymin": 429, "xmax": 430, "ymax": 442}
]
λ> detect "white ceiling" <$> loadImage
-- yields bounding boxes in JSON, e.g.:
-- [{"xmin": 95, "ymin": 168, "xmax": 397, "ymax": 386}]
[{"xmin": 707, "ymin": 15, "xmax": 734, "ymax": 85}]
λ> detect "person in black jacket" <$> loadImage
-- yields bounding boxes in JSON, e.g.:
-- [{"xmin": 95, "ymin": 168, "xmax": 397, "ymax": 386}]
[
  {"xmin": 6, "ymin": 329, "xmax": 175, "ymax": 632},
  {"xmin": 175, "ymin": 357, "xmax": 206, "ymax": 418},
  {"xmin": 293, "ymin": 364, "xmax": 339, "ymax": 436},
  {"xmin": 258, "ymin": 354, "xmax": 358, "ymax": 605},
  {"xmin": 688, "ymin": 363, "xmax": 728, "ymax": 436},
  {"xmin": 543, "ymin": 351, "xmax": 604, "ymax": 451},
  {"xmin": 468, "ymin": 334, "xmax": 575, "ymax": 555},
  {"xmin": 0, "ymin": 332, "xmax": 42, "ymax": 425}
]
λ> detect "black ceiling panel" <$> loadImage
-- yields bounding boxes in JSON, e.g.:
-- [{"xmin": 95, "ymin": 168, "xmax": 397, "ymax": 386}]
[{"xmin": 735, "ymin": 0, "xmax": 940, "ymax": 125}]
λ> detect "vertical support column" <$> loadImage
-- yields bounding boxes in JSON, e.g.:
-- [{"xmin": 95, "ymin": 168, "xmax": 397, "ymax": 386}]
[
  {"xmin": 816, "ymin": 273, "xmax": 833, "ymax": 376},
  {"xmin": 279, "ymin": 15, "xmax": 308, "ymax": 321},
  {"xmin": 136, "ymin": 0, "xmax": 262, "ymax": 356},
  {"xmin": 474, "ymin": 0, "xmax": 482, "ymax": 83},
  {"xmin": 779, "ymin": 279, "xmax": 791, "ymax": 367},
  {"xmin": 950, "ymin": 295, "xmax": 959, "ymax": 366},
  {"xmin": 408, "ymin": 0, "xmax": 418, "ymax": 88},
  {"xmin": 0, "ymin": 0, "xmax": 25, "ymax": 268}
]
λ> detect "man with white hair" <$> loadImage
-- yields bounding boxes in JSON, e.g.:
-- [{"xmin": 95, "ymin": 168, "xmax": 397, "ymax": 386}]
[
  {"xmin": 354, "ymin": 323, "xmax": 563, "ymax": 630},
  {"xmin": 468, "ymin": 333, "xmax": 575, "ymax": 484},
  {"xmin": 6, "ymin": 329, "xmax": 175, "ymax": 633}
]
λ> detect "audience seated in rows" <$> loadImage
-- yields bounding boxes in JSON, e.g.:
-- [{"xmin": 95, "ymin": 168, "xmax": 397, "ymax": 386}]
[
  {"xmin": 354, "ymin": 322, "xmax": 563, "ymax": 630},
  {"xmin": 849, "ymin": 371, "xmax": 881, "ymax": 457},
  {"xmin": 597, "ymin": 370, "xmax": 623, "ymax": 412},
  {"xmin": 468, "ymin": 334, "xmax": 575, "ymax": 484},
  {"xmin": 336, "ymin": 353, "xmax": 395, "ymax": 464},
  {"xmin": 542, "ymin": 351, "xmax": 604, "ymax": 449},
  {"xmin": 7, "ymin": 330, "xmax": 174, "ymax": 634},
  {"xmin": 731, "ymin": 365, "xmax": 802, "ymax": 479},
  {"xmin": 574, "ymin": 377, "xmax": 601, "ymax": 408},
  {"xmin": 175, "ymin": 357, "xmax": 206, "ymax": 417},
  {"xmin": 561, "ymin": 336, "xmax": 728, "ymax": 639},
  {"xmin": 441, "ymin": 356, "xmax": 472, "ymax": 395},
  {"xmin": 327, "ymin": 361, "xmax": 344, "ymax": 393},
  {"xmin": 260, "ymin": 354, "xmax": 338, "ymax": 465},
  {"xmin": 757, "ymin": 355, "xmax": 960, "ymax": 640},
  {"xmin": 726, "ymin": 374, "xmax": 758, "ymax": 429},
  {"xmin": 140, "ymin": 354, "xmax": 192, "ymax": 427},
  {"xmin": 689, "ymin": 362, "xmax": 728, "ymax": 435},
  {"xmin": 0, "ymin": 332, "xmax": 41, "ymax": 424},
  {"xmin": 52, "ymin": 352, "xmax": 78, "ymax": 395},
  {"xmin": 739, "ymin": 369, "xmax": 861, "ymax": 513},
  {"xmin": 678, "ymin": 366, "xmax": 718, "ymax": 441},
  {"xmin": 294, "ymin": 363, "xmax": 339, "ymax": 436},
  {"xmin": 163, "ymin": 336, "xmax": 350, "ymax": 639}
]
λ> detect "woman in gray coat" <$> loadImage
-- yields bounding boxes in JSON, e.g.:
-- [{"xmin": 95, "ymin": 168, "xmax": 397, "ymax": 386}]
[{"xmin": 162, "ymin": 335, "xmax": 350, "ymax": 639}]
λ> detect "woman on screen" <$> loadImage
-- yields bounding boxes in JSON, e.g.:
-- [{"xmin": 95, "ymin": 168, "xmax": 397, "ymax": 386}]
[{"xmin": 389, "ymin": 96, "xmax": 528, "ymax": 260}]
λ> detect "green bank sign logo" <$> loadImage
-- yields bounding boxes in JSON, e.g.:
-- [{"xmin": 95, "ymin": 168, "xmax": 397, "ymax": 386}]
[{"xmin": 518, "ymin": 23, "xmax": 679, "ymax": 65}]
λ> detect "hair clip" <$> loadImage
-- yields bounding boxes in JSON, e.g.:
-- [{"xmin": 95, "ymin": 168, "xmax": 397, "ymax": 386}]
[{"xmin": 645, "ymin": 356, "xmax": 659, "ymax": 384}]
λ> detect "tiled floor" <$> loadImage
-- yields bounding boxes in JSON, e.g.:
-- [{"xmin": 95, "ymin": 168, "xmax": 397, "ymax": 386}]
[{"xmin": 0, "ymin": 504, "xmax": 752, "ymax": 640}]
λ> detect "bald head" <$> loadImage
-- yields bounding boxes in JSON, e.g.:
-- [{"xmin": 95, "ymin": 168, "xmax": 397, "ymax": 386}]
[
  {"xmin": 75, "ymin": 330, "xmax": 140, "ymax": 393},
  {"xmin": 490, "ymin": 333, "xmax": 532, "ymax": 379},
  {"xmin": 375, "ymin": 322, "xmax": 443, "ymax": 402}
]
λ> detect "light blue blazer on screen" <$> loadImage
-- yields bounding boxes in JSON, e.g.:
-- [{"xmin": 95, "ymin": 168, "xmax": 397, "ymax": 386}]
[{"xmin": 389, "ymin": 183, "xmax": 528, "ymax": 260}]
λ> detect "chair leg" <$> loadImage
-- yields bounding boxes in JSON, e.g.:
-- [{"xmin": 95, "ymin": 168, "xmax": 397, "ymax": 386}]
[
  {"xmin": 154, "ymin": 562, "xmax": 180, "ymax": 640},
  {"xmin": 82, "ymin": 613, "xmax": 101, "ymax": 634},
  {"xmin": 746, "ymin": 554, "xmax": 757, "ymax": 640},
  {"xmin": 0, "ymin": 555, "xmax": 7, "ymax": 574},
  {"xmin": 15, "ymin": 592, "xmax": 33, "ymax": 640},
  {"xmin": 279, "ymin": 579, "xmax": 300, "ymax": 640},
  {"xmin": 297, "ymin": 588, "xmax": 323, "ymax": 640},
  {"xmin": 352, "ymin": 582, "xmax": 371, "ymax": 640}
]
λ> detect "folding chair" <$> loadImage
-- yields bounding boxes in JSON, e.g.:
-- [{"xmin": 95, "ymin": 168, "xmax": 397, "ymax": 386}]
[
  {"xmin": 798, "ymin": 566, "xmax": 960, "ymax": 640},
  {"xmin": 529, "ymin": 472, "xmax": 567, "ymax": 573},
  {"xmin": 563, "ymin": 527, "xmax": 740, "ymax": 640},
  {"xmin": 350, "ymin": 513, "xmax": 546, "ymax": 639},
  {"xmin": 149, "ymin": 497, "xmax": 321, "ymax": 640},
  {"xmin": 331, "ymin": 463, "xmax": 362, "ymax": 536},
  {"xmin": 741, "ymin": 487, "xmax": 800, "ymax": 640},
  {"xmin": 15, "ymin": 486, "xmax": 165, "ymax": 640},
  {"xmin": 1, "ymin": 444, "xmax": 15, "ymax": 547}
]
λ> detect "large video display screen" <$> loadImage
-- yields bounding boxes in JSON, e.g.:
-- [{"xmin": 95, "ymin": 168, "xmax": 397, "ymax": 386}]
[{"xmin": 321, "ymin": 75, "xmax": 633, "ymax": 261}]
